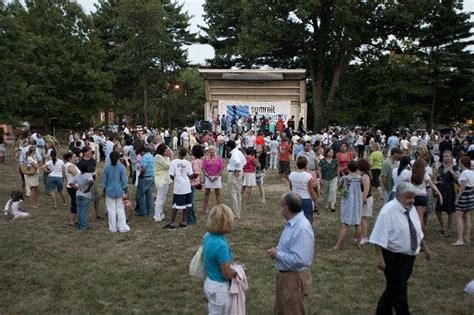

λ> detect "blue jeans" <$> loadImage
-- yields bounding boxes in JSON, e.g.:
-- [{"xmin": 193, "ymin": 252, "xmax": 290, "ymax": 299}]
[
  {"xmin": 136, "ymin": 178, "xmax": 154, "ymax": 216},
  {"xmin": 187, "ymin": 187, "xmax": 197, "ymax": 225},
  {"xmin": 76, "ymin": 196, "xmax": 91, "ymax": 230}
]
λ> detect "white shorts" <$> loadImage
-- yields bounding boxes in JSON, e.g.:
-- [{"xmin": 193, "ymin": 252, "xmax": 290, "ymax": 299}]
[
  {"xmin": 362, "ymin": 196, "xmax": 373, "ymax": 217},
  {"xmin": 204, "ymin": 176, "xmax": 222, "ymax": 189},
  {"xmin": 242, "ymin": 173, "xmax": 256, "ymax": 187}
]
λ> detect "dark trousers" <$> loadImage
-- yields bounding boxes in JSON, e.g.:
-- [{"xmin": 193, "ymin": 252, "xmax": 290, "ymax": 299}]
[
  {"xmin": 376, "ymin": 249, "xmax": 416, "ymax": 315},
  {"xmin": 357, "ymin": 144, "xmax": 365, "ymax": 158}
]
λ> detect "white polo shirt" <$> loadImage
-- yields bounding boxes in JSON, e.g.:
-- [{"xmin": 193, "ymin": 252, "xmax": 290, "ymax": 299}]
[
  {"xmin": 227, "ymin": 148, "xmax": 246, "ymax": 172},
  {"xmin": 369, "ymin": 199, "xmax": 424, "ymax": 256}
]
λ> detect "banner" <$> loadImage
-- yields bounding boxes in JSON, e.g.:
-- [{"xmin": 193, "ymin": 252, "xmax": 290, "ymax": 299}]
[{"xmin": 217, "ymin": 100, "xmax": 291, "ymax": 124}]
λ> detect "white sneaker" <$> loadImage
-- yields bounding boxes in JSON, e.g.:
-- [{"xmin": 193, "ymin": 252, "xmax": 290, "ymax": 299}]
[
  {"xmin": 452, "ymin": 240, "xmax": 465, "ymax": 246},
  {"xmin": 360, "ymin": 238, "xmax": 368, "ymax": 245}
]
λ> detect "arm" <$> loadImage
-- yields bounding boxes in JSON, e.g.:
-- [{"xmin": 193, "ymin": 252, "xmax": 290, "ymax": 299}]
[
  {"xmin": 220, "ymin": 263, "xmax": 237, "ymax": 279},
  {"xmin": 428, "ymin": 178, "xmax": 443, "ymax": 204},
  {"xmin": 455, "ymin": 181, "xmax": 467, "ymax": 204},
  {"xmin": 308, "ymin": 178, "xmax": 318, "ymax": 202},
  {"xmin": 362, "ymin": 174, "xmax": 370, "ymax": 203},
  {"xmin": 375, "ymin": 245, "xmax": 385, "ymax": 271}
]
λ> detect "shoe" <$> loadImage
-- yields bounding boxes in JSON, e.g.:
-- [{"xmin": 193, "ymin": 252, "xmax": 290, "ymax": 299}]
[
  {"xmin": 451, "ymin": 240, "xmax": 464, "ymax": 246},
  {"xmin": 179, "ymin": 223, "xmax": 188, "ymax": 228},
  {"xmin": 331, "ymin": 208, "xmax": 336, "ymax": 212},
  {"xmin": 360, "ymin": 238, "xmax": 368, "ymax": 245},
  {"xmin": 163, "ymin": 223, "xmax": 176, "ymax": 230}
]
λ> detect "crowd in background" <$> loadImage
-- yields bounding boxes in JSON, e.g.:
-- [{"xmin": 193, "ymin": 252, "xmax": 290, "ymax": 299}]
[{"xmin": 4, "ymin": 114, "xmax": 474, "ymax": 314}]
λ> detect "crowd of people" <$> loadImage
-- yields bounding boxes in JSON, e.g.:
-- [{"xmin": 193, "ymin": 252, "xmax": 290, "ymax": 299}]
[{"xmin": 4, "ymin": 116, "xmax": 474, "ymax": 314}]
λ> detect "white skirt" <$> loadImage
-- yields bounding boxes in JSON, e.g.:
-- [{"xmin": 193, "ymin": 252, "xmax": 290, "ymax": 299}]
[
  {"xmin": 242, "ymin": 173, "xmax": 257, "ymax": 187},
  {"xmin": 204, "ymin": 176, "xmax": 222, "ymax": 189}
]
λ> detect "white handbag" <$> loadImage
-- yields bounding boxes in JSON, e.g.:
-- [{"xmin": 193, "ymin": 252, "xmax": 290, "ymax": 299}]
[{"xmin": 189, "ymin": 245, "xmax": 206, "ymax": 280}]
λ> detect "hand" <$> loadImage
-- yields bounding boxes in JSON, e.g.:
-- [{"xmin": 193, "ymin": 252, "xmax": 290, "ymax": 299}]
[
  {"xmin": 377, "ymin": 255, "xmax": 385, "ymax": 271},
  {"xmin": 268, "ymin": 248, "xmax": 277, "ymax": 259},
  {"xmin": 438, "ymin": 196, "xmax": 443, "ymax": 206},
  {"xmin": 123, "ymin": 193, "xmax": 129, "ymax": 200},
  {"xmin": 424, "ymin": 249, "xmax": 432, "ymax": 261}
]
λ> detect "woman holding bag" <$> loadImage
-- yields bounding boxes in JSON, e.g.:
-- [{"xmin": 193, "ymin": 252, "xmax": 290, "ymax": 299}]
[{"xmin": 203, "ymin": 204, "xmax": 236, "ymax": 315}]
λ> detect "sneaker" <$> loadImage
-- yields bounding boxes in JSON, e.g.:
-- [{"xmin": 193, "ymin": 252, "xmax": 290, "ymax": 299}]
[
  {"xmin": 451, "ymin": 240, "xmax": 465, "ymax": 246},
  {"xmin": 163, "ymin": 223, "xmax": 176, "ymax": 230},
  {"xmin": 360, "ymin": 238, "xmax": 368, "ymax": 245},
  {"xmin": 179, "ymin": 223, "xmax": 188, "ymax": 228}
]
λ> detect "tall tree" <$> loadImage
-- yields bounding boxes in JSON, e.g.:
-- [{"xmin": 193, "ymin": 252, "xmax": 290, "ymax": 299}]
[
  {"xmin": 202, "ymin": 0, "xmax": 437, "ymax": 129},
  {"xmin": 94, "ymin": 0, "xmax": 195, "ymax": 127},
  {"xmin": 414, "ymin": 0, "xmax": 473, "ymax": 128}
]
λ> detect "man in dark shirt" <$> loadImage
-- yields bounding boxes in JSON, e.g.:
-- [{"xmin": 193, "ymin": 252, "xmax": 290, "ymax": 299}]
[
  {"xmin": 438, "ymin": 135, "xmax": 452, "ymax": 157},
  {"xmin": 330, "ymin": 135, "xmax": 341, "ymax": 155},
  {"xmin": 77, "ymin": 146, "xmax": 101, "ymax": 219}
]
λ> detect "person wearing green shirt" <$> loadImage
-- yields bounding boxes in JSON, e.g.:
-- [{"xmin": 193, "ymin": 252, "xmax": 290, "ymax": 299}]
[
  {"xmin": 369, "ymin": 143, "xmax": 385, "ymax": 200},
  {"xmin": 380, "ymin": 147, "xmax": 402, "ymax": 203}
]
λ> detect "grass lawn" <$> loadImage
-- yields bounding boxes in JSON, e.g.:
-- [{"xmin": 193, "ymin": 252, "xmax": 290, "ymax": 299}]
[{"xmin": 0, "ymin": 145, "xmax": 473, "ymax": 314}]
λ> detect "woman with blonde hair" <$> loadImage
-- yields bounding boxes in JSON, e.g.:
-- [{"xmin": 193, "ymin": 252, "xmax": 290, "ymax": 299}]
[
  {"xmin": 203, "ymin": 204, "xmax": 236, "ymax": 314},
  {"xmin": 202, "ymin": 145, "xmax": 224, "ymax": 214}
]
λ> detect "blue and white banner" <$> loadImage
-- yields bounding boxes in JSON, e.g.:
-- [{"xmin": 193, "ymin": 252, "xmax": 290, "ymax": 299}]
[{"xmin": 218, "ymin": 100, "xmax": 291, "ymax": 123}]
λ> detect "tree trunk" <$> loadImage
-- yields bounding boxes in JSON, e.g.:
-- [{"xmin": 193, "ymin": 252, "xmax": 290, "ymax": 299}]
[
  {"xmin": 326, "ymin": 50, "xmax": 351, "ymax": 106},
  {"xmin": 310, "ymin": 65, "xmax": 324, "ymax": 131},
  {"xmin": 430, "ymin": 91, "xmax": 436, "ymax": 129},
  {"xmin": 143, "ymin": 77, "xmax": 149, "ymax": 127},
  {"xmin": 104, "ymin": 108, "xmax": 109, "ymax": 132}
]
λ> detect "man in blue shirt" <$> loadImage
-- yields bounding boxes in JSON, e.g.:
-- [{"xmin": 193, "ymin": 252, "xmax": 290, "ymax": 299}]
[
  {"xmin": 387, "ymin": 133, "xmax": 400, "ymax": 153},
  {"xmin": 268, "ymin": 192, "xmax": 315, "ymax": 315},
  {"xmin": 136, "ymin": 146, "xmax": 154, "ymax": 216}
]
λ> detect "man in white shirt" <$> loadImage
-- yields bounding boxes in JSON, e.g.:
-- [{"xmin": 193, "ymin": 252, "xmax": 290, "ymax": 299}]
[
  {"xmin": 226, "ymin": 140, "xmax": 246, "ymax": 219},
  {"xmin": 370, "ymin": 182, "xmax": 431, "ymax": 315},
  {"xmin": 409, "ymin": 132, "xmax": 419, "ymax": 158},
  {"xmin": 164, "ymin": 148, "xmax": 196, "ymax": 229},
  {"xmin": 245, "ymin": 130, "xmax": 256, "ymax": 153}
]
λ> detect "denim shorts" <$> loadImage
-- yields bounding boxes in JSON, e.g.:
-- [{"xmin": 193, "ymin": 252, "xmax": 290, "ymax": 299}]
[{"xmin": 47, "ymin": 176, "xmax": 64, "ymax": 193}]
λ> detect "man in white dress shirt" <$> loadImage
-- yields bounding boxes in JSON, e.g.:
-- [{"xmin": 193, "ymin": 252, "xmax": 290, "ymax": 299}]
[
  {"xmin": 226, "ymin": 140, "xmax": 246, "ymax": 219},
  {"xmin": 370, "ymin": 182, "xmax": 432, "ymax": 315}
]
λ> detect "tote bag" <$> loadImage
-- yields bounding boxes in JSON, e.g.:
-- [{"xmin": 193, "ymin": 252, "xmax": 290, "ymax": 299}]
[{"xmin": 189, "ymin": 245, "xmax": 206, "ymax": 280}]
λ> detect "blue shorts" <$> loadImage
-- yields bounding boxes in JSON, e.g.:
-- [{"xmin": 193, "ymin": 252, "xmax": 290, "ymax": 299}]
[
  {"xmin": 172, "ymin": 193, "xmax": 192, "ymax": 210},
  {"xmin": 47, "ymin": 176, "xmax": 64, "ymax": 193},
  {"xmin": 301, "ymin": 198, "xmax": 314, "ymax": 222}
]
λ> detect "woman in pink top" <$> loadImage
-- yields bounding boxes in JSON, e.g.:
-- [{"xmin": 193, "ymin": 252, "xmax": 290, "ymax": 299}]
[
  {"xmin": 336, "ymin": 142, "xmax": 353, "ymax": 176},
  {"xmin": 202, "ymin": 145, "xmax": 224, "ymax": 214},
  {"xmin": 188, "ymin": 145, "xmax": 204, "ymax": 225},
  {"xmin": 242, "ymin": 147, "xmax": 260, "ymax": 201}
]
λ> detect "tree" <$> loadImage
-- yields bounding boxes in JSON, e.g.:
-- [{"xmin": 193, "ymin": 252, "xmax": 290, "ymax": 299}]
[
  {"xmin": 0, "ymin": 0, "xmax": 112, "ymax": 130},
  {"xmin": 202, "ymin": 0, "xmax": 440, "ymax": 129},
  {"xmin": 94, "ymin": 0, "xmax": 195, "ymax": 127},
  {"xmin": 414, "ymin": 0, "xmax": 473, "ymax": 127}
]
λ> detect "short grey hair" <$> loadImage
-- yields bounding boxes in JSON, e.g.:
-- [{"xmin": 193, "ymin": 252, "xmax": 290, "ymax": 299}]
[
  {"xmin": 281, "ymin": 192, "xmax": 302, "ymax": 214},
  {"xmin": 395, "ymin": 182, "xmax": 417, "ymax": 196}
]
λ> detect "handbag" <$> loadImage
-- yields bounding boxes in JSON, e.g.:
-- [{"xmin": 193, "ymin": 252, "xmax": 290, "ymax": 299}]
[
  {"xmin": 20, "ymin": 165, "xmax": 36, "ymax": 176},
  {"xmin": 189, "ymin": 245, "xmax": 206, "ymax": 280}
]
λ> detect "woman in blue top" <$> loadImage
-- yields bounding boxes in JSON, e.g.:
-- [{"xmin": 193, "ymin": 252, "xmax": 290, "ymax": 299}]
[
  {"xmin": 203, "ymin": 204, "xmax": 236, "ymax": 315},
  {"xmin": 102, "ymin": 151, "xmax": 130, "ymax": 233}
]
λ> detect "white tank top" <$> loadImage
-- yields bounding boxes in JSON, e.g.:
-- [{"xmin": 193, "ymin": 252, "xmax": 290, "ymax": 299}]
[{"xmin": 65, "ymin": 162, "xmax": 80, "ymax": 188}]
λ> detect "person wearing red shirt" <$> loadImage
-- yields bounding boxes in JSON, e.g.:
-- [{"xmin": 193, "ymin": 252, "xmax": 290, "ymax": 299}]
[
  {"xmin": 276, "ymin": 114, "xmax": 285, "ymax": 135},
  {"xmin": 255, "ymin": 132, "xmax": 265, "ymax": 147},
  {"xmin": 278, "ymin": 136, "xmax": 291, "ymax": 183},
  {"xmin": 336, "ymin": 142, "xmax": 354, "ymax": 176}
]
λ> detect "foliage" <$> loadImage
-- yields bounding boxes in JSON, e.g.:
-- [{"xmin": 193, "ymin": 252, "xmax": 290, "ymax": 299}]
[
  {"xmin": 202, "ymin": 0, "xmax": 473, "ymax": 129},
  {"xmin": 93, "ymin": 0, "xmax": 196, "ymax": 127},
  {"xmin": 0, "ymin": 0, "xmax": 112, "ymax": 130}
]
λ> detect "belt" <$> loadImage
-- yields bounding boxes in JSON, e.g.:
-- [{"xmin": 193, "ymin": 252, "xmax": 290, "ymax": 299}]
[
  {"xmin": 279, "ymin": 270, "xmax": 293, "ymax": 273},
  {"xmin": 228, "ymin": 170, "xmax": 241, "ymax": 172}
]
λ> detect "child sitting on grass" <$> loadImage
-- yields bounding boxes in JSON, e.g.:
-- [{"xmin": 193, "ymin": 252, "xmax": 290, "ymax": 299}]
[{"xmin": 4, "ymin": 191, "xmax": 30, "ymax": 219}]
